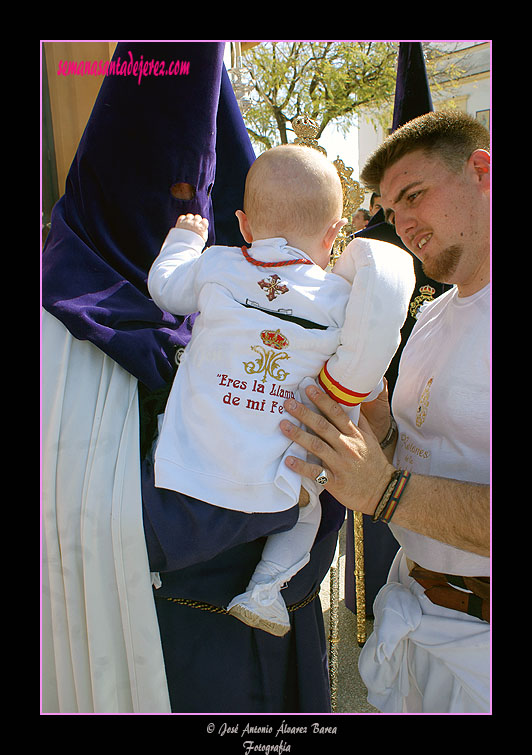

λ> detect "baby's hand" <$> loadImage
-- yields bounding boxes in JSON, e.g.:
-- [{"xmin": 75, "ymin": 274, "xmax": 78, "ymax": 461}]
[{"xmin": 175, "ymin": 214, "xmax": 209, "ymax": 242}]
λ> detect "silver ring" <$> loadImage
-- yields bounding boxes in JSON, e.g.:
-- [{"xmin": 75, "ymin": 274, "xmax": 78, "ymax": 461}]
[{"xmin": 315, "ymin": 469, "xmax": 329, "ymax": 486}]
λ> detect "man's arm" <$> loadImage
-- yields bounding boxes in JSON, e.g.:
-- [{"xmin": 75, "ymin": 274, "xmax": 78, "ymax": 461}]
[
  {"xmin": 392, "ymin": 473, "xmax": 489, "ymax": 557},
  {"xmin": 280, "ymin": 384, "xmax": 489, "ymax": 557}
]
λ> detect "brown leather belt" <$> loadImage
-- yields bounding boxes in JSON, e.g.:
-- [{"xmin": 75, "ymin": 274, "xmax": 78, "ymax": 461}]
[{"xmin": 406, "ymin": 558, "xmax": 490, "ymax": 623}]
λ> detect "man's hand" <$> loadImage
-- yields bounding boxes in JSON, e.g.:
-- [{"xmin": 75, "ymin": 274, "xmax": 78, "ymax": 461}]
[
  {"xmin": 175, "ymin": 213, "xmax": 209, "ymax": 242},
  {"xmin": 280, "ymin": 383, "xmax": 395, "ymax": 515}
]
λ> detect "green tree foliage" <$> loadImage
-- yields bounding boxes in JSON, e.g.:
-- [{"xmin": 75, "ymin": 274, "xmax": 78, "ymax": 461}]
[
  {"xmin": 242, "ymin": 42, "xmax": 399, "ymax": 150},
  {"xmin": 241, "ymin": 41, "xmax": 466, "ymax": 151}
]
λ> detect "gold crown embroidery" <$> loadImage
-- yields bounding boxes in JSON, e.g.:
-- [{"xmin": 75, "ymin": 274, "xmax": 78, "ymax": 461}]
[
  {"xmin": 410, "ymin": 285, "xmax": 436, "ymax": 320},
  {"xmin": 243, "ymin": 329, "xmax": 291, "ymax": 383}
]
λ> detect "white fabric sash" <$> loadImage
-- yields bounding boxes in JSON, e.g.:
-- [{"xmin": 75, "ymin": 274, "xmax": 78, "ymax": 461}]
[
  {"xmin": 41, "ymin": 310, "xmax": 171, "ymax": 713},
  {"xmin": 358, "ymin": 550, "xmax": 490, "ymax": 713}
]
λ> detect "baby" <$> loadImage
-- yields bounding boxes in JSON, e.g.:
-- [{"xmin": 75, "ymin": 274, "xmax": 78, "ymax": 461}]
[{"xmin": 148, "ymin": 144, "xmax": 414, "ymax": 635}]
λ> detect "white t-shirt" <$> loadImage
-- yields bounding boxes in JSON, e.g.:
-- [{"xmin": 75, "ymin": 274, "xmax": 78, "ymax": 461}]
[{"xmin": 390, "ymin": 283, "xmax": 490, "ymax": 576}]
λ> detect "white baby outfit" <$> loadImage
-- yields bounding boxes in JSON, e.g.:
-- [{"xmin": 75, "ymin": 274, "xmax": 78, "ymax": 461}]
[{"xmin": 148, "ymin": 228, "xmax": 414, "ymax": 634}]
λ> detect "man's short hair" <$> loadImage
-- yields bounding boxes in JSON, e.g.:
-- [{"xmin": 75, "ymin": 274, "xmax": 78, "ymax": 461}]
[{"xmin": 360, "ymin": 109, "xmax": 490, "ymax": 193}]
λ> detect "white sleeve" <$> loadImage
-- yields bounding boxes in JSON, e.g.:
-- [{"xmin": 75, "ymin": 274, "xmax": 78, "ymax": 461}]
[
  {"xmin": 318, "ymin": 237, "xmax": 415, "ymax": 406},
  {"xmin": 147, "ymin": 227, "xmax": 207, "ymax": 315}
]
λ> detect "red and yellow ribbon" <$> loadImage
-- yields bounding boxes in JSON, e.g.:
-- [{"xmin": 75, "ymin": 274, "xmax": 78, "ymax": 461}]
[{"xmin": 318, "ymin": 362, "xmax": 371, "ymax": 407}]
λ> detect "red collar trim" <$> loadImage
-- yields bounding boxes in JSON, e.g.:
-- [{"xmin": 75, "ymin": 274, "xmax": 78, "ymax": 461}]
[{"xmin": 241, "ymin": 245, "xmax": 313, "ymax": 268}]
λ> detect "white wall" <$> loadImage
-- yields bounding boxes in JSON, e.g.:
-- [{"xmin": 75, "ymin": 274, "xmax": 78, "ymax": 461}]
[{"xmin": 356, "ymin": 41, "xmax": 491, "ymax": 207}]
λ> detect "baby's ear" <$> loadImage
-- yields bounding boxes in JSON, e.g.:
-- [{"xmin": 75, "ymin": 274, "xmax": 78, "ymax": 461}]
[
  {"xmin": 323, "ymin": 218, "xmax": 347, "ymax": 249},
  {"xmin": 235, "ymin": 210, "xmax": 253, "ymax": 243}
]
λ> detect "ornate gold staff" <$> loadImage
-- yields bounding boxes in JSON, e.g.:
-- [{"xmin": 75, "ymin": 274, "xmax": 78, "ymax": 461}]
[
  {"xmin": 328, "ymin": 539, "xmax": 340, "ymax": 712},
  {"xmin": 326, "ymin": 147, "xmax": 367, "ymax": 648},
  {"xmin": 330, "ymin": 156, "xmax": 365, "ymax": 264},
  {"xmin": 291, "ymin": 118, "xmax": 368, "ymax": 706},
  {"xmin": 352, "ymin": 511, "xmax": 366, "ymax": 646}
]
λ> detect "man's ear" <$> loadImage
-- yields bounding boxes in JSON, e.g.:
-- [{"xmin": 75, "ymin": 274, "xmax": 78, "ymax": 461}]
[
  {"xmin": 235, "ymin": 210, "xmax": 253, "ymax": 243},
  {"xmin": 469, "ymin": 149, "xmax": 490, "ymax": 191}
]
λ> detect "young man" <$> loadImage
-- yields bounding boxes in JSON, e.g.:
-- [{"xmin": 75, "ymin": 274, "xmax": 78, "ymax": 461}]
[
  {"xmin": 369, "ymin": 192, "xmax": 382, "ymax": 217},
  {"xmin": 279, "ymin": 110, "xmax": 491, "ymax": 713},
  {"xmin": 352, "ymin": 208, "xmax": 370, "ymax": 231}
]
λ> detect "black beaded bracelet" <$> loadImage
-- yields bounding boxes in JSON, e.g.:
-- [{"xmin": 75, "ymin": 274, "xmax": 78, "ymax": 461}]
[
  {"xmin": 372, "ymin": 469, "xmax": 411, "ymax": 523},
  {"xmin": 380, "ymin": 417, "xmax": 398, "ymax": 449}
]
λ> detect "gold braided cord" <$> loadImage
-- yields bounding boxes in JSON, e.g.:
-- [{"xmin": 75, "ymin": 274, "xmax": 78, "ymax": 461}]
[
  {"xmin": 156, "ymin": 597, "xmax": 228, "ymax": 615},
  {"xmin": 155, "ymin": 587, "xmax": 321, "ymax": 615}
]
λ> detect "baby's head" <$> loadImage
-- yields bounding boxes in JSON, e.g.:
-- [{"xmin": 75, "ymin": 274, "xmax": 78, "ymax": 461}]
[{"xmin": 237, "ymin": 144, "xmax": 345, "ymax": 268}]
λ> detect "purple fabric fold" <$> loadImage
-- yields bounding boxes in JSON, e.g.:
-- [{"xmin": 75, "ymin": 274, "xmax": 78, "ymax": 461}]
[{"xmin": 42, "ymin": 42, "xmax": 240, "ymax": 390}]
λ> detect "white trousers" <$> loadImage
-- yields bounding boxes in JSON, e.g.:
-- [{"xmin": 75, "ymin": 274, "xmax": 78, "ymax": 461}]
[
  {"xmin": 257, "ymin": 486, "xmax": 321, "ymax": 581},
  {"xmin": 41, "ymin": 310, "xmax": 171, "ymax": 713}
]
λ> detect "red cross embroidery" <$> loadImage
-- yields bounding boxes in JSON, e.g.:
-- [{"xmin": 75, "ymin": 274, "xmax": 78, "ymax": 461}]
[{"xmin": 258, "ymin": 274, "xmax": 289, "ymax": 301}]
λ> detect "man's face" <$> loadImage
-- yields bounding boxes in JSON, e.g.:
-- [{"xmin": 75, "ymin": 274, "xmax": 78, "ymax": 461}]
[
  {"xmin": 352, "ymin": 210, "xmax": 368, "ymax": 231},
  {"xmin": 380, "ymin": 149, "xmax": 489, "ymax": 296},
  {"xmin": 369, "ymin": 196, "xmax": 382, "ymax": 216}
]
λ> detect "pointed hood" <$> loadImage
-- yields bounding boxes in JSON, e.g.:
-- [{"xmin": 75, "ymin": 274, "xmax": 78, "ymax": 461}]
[{"xmin": 42, "ymin": 42, "xmax": 255, "ymax": 390}]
